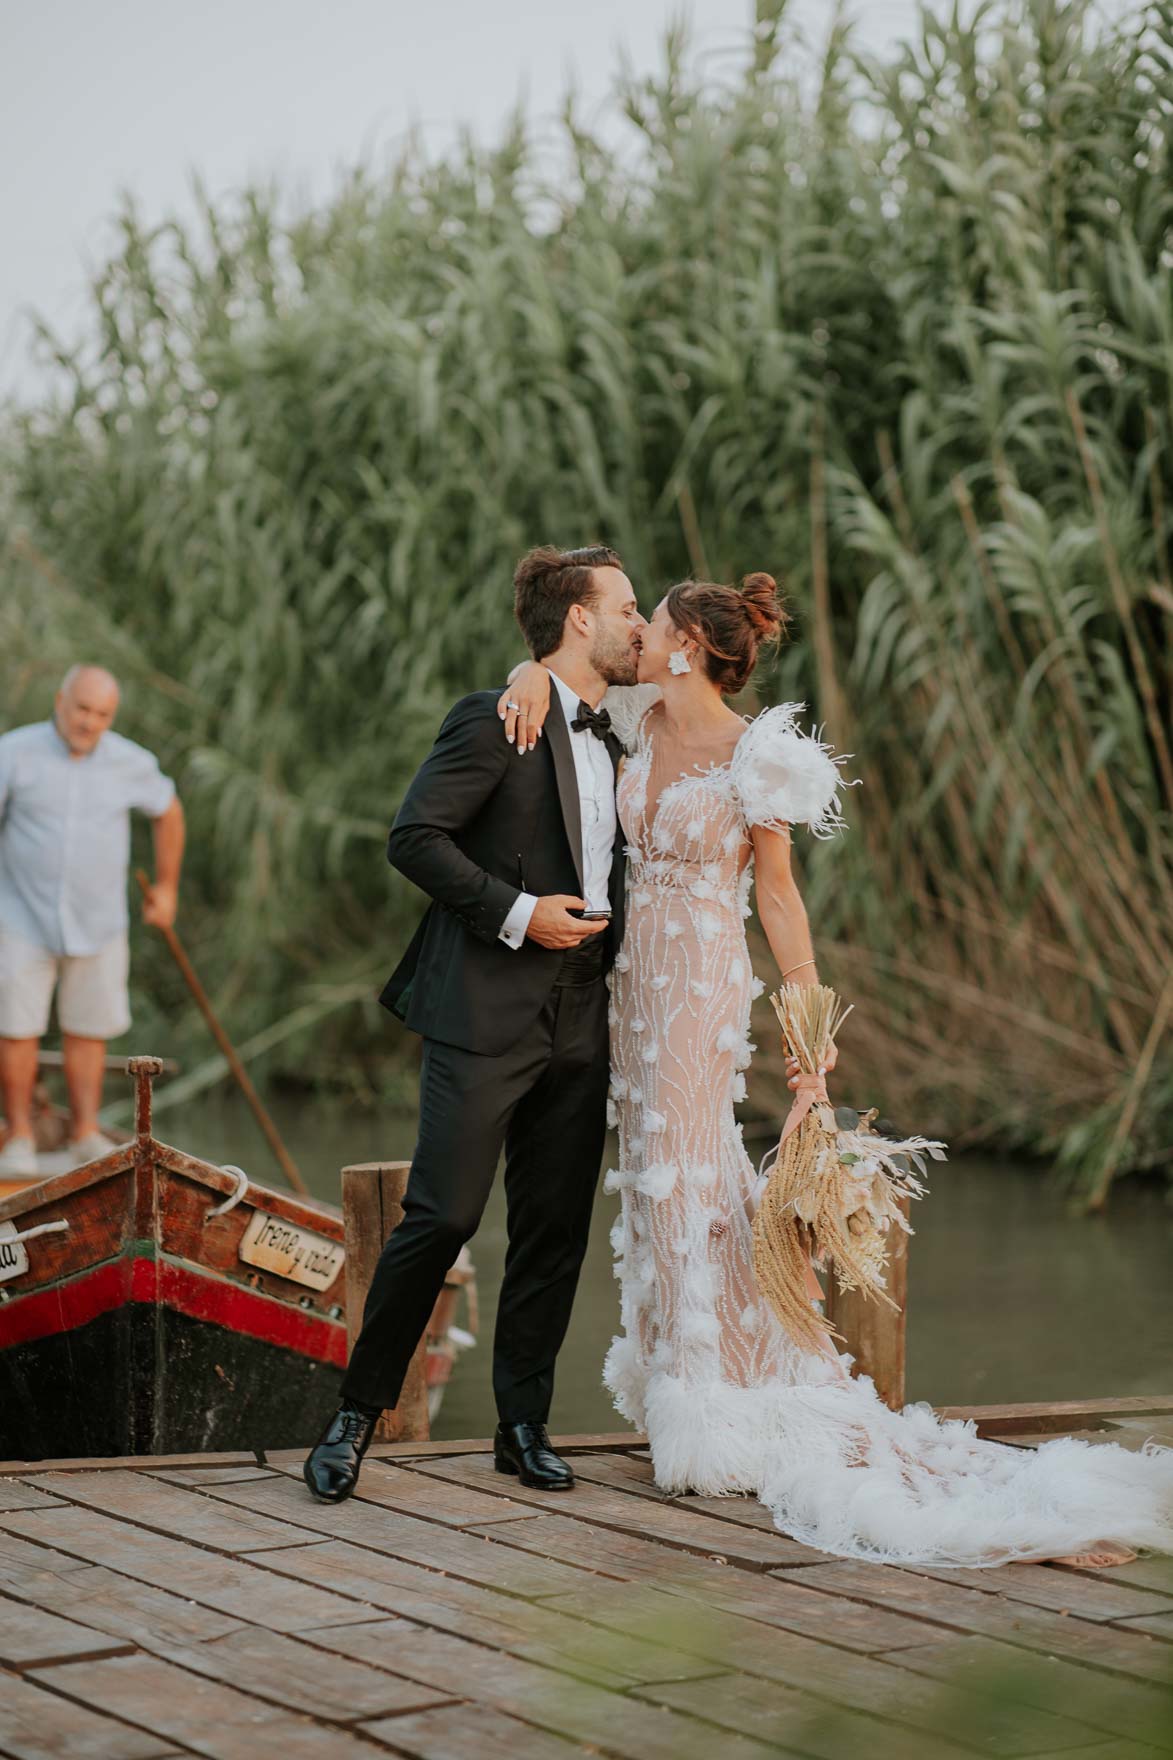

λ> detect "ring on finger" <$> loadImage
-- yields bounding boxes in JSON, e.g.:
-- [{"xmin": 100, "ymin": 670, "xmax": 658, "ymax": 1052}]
[{"xmin": 506, "ymin": 700, "xmax": 521, "ymax": 711}]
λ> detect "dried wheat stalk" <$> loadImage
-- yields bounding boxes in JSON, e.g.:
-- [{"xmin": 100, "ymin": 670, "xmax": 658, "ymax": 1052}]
[{"xmin": 751, "ymin": 983, "xmax": 948, "ymax": 1354}]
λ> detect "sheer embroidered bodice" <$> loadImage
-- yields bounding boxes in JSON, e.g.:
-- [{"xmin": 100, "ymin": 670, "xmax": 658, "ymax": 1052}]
[{"xmin": 599, "ymin": 685, "xmax": 1173, "ymax": 1566}]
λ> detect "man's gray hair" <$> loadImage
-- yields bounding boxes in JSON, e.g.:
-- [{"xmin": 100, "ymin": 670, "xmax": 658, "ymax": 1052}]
[{"xmin": 59, "ymin": 663, "xmax": 120, "ymax": 698}]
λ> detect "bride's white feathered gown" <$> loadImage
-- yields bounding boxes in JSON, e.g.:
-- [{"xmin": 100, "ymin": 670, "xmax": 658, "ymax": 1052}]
[{"xmin": 600, "ymin": 685, "xmax": 1173, "ymax": 1566}]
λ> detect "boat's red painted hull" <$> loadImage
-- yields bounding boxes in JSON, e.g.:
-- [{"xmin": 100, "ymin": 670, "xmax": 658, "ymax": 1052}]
[{"xmin": 0, "ymin": 1139, "xmax": 347, "ymax": 1459}]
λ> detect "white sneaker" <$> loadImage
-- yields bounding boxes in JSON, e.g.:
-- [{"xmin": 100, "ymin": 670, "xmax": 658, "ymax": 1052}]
[
  {"xmin": 66, "ymin": 1131, "xmax": 119, "ymax": 1168},
  {"xmin": 0, "ymin": 1136, "xmax": 39, "ymax": 1177}
]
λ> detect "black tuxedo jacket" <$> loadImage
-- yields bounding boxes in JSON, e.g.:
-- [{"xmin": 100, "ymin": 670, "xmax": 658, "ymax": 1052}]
[{"xmin": 380, "ymin": 689, "xmax": 626, "ymax": 1055}]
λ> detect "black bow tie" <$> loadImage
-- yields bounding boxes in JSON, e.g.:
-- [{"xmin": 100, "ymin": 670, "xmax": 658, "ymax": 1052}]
[{"xmin": 571, "ymin": 700, "xmax": 612, "ymax": 741}]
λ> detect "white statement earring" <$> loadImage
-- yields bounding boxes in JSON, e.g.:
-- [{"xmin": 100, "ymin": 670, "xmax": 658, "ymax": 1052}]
[{"xmin": 668, "ymin": 649, "xmax": 692, "ymax": 676}]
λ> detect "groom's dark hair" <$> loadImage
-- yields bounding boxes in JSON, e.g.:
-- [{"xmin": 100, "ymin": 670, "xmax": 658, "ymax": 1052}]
[{"xmin": 513, "ymin": 544, "xmax": 624, "ymax": 660}]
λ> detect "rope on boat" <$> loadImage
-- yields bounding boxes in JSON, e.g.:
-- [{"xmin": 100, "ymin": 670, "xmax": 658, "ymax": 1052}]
[
  {"xmin": 206, "ymin": 1164, "xmax": 250, "ymax": 1219},
  {"xmin": 2, "ymin": 1219, "xmax": 69, "ymax": 1244}
]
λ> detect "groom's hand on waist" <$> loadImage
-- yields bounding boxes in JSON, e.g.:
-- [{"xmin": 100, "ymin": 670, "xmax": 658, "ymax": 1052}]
[{"xmin": 526, "ymin": 896, "xmax": 609, "ymax": 950}]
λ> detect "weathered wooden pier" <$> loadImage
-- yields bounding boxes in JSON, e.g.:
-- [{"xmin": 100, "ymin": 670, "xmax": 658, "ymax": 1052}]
[
  {"xmin": 1, "ymin": 1399, "xmax": 1171, "ymax": 1758},
  {"xmin": 2, "ymin": 1062, "xmax": 1171, "ymax": 1754}
]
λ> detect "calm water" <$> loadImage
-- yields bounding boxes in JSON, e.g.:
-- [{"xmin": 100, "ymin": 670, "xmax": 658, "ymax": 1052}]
[{"xmin": 147, "ymin": 1085, "xmax": 1173, "ymax": 1441}]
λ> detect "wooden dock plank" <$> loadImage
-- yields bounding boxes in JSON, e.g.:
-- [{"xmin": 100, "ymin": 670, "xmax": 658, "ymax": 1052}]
[
  {"xmin": 0, "ymin": 1528, "xmax": 247, "ymax": 1647},
  {"xmin": 0, "ymin": 1506, "xmax": 378, "ymax": 1633},
  {"xmin": 220, "ymin": 1464, "xmax": 852, "ymax": 1665},
  {"xmin": 30, "ymin": 1467, "xmax": 328, "ymax": 1554},
  {"xmin": 189, "ymin": 1470, "xmax": 609, "ymax": 1599},
  {"xmin": 558, "ymin": 1450, "xmax": 661, "ymax": 1494},
  {"xmin": 1107, "ymin": 1414, "xmax": 1173, "ymax": 1448},
  {"xmin": 561, "ymin": 1449, "xmax": 827, "ymax": 1544},
  {"xmin": 539, "ymin": 1580, "xmax": 1111, "ymax": 1755},
  {"xmin": 0, "ymin": 1591, "xmax": 136, "ymax": 1669},
  {"xmin": 1027, "ymin": 1745, "xmax": 1173, "ymax": 1759},
  {"xmin": 465, "ymin": 1509, "xmax": 944, "ymax": 1653},
  {"xmin": 31, "ymin": 1654, "xmax": 391, "ymax": 1760},
  {"xmin": 400, "ymin": 1450, "xmax": 817, "ymax": 1568},
  {"xmin": 1113, "ymin": 1610, "xmax": 1173, "ymax": 1643},
  {"xmin": 669, "ymin": 1489, "xmax": 799, "ymax": 1532},
  {"xmin": 464, "ymin": 1507, "xmax": 767, "ymax": 1585},
  {"xmin": 461, "ymin": 1449, "xmax": 821, "ymax": 1556},
  {"xmin": 0, "ymin": 1450, "xmax": 258, "ymax": 1474},
  {"xmin": 307, "ymin": 1615, "xmax": 808, "ymax": 1760},
  {"xmin": 261, "ymin": 1432, "xmax": 647, "ymax": 1468},
  {"xmin": 0, "ymin": 1668, "xmax": 179, "ymax": 1760},
  {"xmin": 0, "ymin": 1478, "xmax": 66, "ymax": 1512},
  {"xmin": 990, "ymin": 1414, "xmax": 1173, "ymax": 1454},
  {"xmin": 270, "ymin": 1456, "xmax": 538, "ymax": 1528},
  {"xmin": 994, "ymin": 1428, "xmax": 1170, "ymax": 1453},
  {"xmin": 768, "ymin": 1561, "xmax": 1173, "ymax": 1686},
  {"xmin": 1052, "ymin": 1554, "xmax": 1173, "ymax": 1597},
  {"xmin": 0, "ymin": 1414, "xmax": 1166, "ymax": 1760},
  {"xmin": 151, "ymin": 1627, "xmax": 456, "ymax": 1722},
  {"xmin": 632, "ymin": 1672, "xmax": 979, "ymax": 1760},
  {"xmin": 911, "ymin": 1561, "xmax": 1173, "ymax": 1624},
  {"xmin": 480, "ymin": 1616, "xmax": 729, "ymax": 1689},
  {"xmin": 150, "ymin": 1465, "xmax": 280, "ymax": 1486},
  {"xmin": 269, "ymin": 1546, "xmax": 722, "ymax": 1691},
  {"xmin": 358, "ymin": 1701, "xmax": 620, "ymax": 1759},
  {"xmin": 885, "ymin": 1635, "xmax": 1173, "ymax": 1748},
  {"xmin": 934, "ymin": 1397, "xmax": 1173, "ymax": 1438}
]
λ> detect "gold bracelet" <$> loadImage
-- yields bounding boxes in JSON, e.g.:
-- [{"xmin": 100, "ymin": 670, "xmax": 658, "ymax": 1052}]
[{"xmin": 782, "ymin": 959, "xmax": 817, "ymax": 978}]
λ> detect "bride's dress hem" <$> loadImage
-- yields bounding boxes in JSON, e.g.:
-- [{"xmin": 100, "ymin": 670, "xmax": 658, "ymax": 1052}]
[{"xmin": 604, "ymin": 1335, "xmax": 1173, "ymax": 1569}]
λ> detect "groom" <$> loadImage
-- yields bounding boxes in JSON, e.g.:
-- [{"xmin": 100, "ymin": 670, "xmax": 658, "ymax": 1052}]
[{"xmin": 304, "ymin": 545, "xmax": 644, "ymax": 1501}]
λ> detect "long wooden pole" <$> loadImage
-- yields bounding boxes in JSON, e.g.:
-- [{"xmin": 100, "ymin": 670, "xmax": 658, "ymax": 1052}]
[{"xmin": 135, "ymin": 869, "xmax": 309, "ymax": 1196}]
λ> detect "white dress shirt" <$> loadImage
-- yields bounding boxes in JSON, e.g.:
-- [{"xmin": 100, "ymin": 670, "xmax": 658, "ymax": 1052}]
[{"xmin": 499, "ymin": 669, "xmax": 618, "ymax": 950}]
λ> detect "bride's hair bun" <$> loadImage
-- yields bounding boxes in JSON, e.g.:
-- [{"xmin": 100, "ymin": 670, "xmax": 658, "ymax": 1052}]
[
  {"xmin": 664, "ymin": 569, "xmax": 790, "ymax": 695},
  {"xmin": 740, "ymin": 573, "xmax": 784, "ymax": 640}
]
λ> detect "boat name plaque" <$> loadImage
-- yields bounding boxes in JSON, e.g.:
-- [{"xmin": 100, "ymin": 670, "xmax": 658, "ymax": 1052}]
[
  {"xmin": 0, "ymin": 1223, "xmax": 29, "ymax": 1283},
  {"xmin": 238, "ymin": 1211, "xmax": 344, "ymax": 1291}
]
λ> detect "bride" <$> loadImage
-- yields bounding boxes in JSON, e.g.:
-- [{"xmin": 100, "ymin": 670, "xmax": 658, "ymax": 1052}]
[{"xmin": 501, "ymin": 570, "xmax": 1172, "ymax": 1569}]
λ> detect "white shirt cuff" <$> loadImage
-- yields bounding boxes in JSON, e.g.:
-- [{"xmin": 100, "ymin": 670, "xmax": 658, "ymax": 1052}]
[{"xmin": 499, "ymin": 891, "xmax": 538, "ymax": 950}]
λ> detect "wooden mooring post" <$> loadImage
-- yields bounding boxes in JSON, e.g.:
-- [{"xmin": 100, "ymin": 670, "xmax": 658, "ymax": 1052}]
[
  {"xmin": 341, "ymin": 1161, "xmax": 429, "ymax": 1444},
  {"xmin": 825, "ymin": 1193, "xmax": 909, "ymax": 1410},
  {"xmin": 341, "ymin": 1158, "xmax": 909, "ymax": 1432}
]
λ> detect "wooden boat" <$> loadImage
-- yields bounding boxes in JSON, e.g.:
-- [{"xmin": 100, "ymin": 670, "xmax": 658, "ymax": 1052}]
[{"xmin": 0, "ymin": 1057, "xmax": 475, "ymax": 1460}]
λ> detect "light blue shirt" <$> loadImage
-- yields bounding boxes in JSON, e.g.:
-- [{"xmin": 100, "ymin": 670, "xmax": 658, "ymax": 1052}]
[{"xmin": 0, "ymin": 721, "xmax": 176, "ymax": 957}]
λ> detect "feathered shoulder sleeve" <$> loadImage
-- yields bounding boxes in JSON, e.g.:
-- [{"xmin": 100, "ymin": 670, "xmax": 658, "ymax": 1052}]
[
  {"xmin": 602, "ymin": 683, "xmax": 662, "ymax": 754},
  {"xmin": 730, "ymin": 703, "xmax": 853, "ymax": 838}
]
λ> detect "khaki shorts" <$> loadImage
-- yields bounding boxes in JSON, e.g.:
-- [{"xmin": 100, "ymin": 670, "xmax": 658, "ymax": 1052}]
[{"xmin": 0, "ymin": 929, "xmax": 131, "ymax": 1040}]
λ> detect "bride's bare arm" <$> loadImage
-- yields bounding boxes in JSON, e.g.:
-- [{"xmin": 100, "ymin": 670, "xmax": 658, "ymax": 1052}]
[
  {"xmin": 751, "ymin": 823, "xmax": 838, "ymax": 1082},
  {"xmin": 496, "ymin": 661, "xmax": 552, "ymax": 753}
]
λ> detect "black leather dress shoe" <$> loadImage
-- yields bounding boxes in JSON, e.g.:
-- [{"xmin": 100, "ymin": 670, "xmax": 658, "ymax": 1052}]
[
  {"xmin": 494, "ymin": 1421, "xmax": 575, "ymax": 1490},
  {"xmin": 303, "ymin": 1401, "xmax": 379, "ymax": 1503}
]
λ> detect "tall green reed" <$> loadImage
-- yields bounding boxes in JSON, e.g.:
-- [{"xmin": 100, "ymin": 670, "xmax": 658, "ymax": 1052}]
[{"xmin": 2, "ymin": 0, "xmax": 1169, "ymax": 1199}]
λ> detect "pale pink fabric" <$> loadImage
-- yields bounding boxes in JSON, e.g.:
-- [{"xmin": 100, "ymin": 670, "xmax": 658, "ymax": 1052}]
[
  {"xmin": 604, "ymin": 698, "xmax": 844, "ymax": 1495},
  {"xmin": 601, "ymin": 690, "xmax": 1173, "ymax": 1565}
]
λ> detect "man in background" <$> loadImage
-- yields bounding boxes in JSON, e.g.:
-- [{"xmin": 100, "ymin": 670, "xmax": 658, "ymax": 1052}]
[{"xmin": 0, "ymin": 665, "xmax": 185, "ymax": 1174}]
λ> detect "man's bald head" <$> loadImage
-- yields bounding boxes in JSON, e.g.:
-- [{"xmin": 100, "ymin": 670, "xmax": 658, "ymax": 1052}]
[{"xmin": 55, "ymin": 665, "xmax": 120, "ymax": 756}]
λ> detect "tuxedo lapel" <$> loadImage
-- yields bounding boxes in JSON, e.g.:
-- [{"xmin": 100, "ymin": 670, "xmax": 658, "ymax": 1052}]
[
  {"xmin": 605, "ymin": 730, "xmax": 626, "ymax": 954},
  {"xmin": 544, "ymin": 700, "xmax": 585, "ymax": 897}
]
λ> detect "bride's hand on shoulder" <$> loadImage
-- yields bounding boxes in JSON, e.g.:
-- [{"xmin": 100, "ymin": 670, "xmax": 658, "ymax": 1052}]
[{"xmin": 497, "ymin": 661, "xmax": 552, "ymax": 754}]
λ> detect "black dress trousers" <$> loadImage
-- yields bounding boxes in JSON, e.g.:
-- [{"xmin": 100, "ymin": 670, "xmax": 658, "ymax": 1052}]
[{"xmin": 341, "ymin": 944, "xmax": 610, "ymax": 1423}]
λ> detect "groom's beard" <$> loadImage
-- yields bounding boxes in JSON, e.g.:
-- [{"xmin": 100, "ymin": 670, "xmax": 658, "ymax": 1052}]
[{"xmin": 591, "ymin": 630, "xmax": 640, "ymax": 687}]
